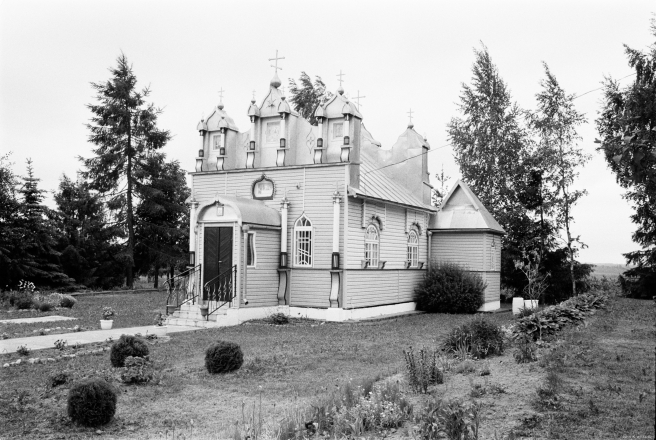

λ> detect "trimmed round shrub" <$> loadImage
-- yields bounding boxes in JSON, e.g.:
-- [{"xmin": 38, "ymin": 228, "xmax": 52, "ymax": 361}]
[
  {"xmin": 205, "ymin": 341, "xmax": 244, "ymax": 374},
  {"xmin": 414, "ymin": 262, "xmax": 486, "ymax": 314},
  {"xmin": 38, "ymin": 302, "xmax": 54, "ymax": 312},
  {"xmin": 443, "ymin": 316, "xmax": 505, "ymax": 359},
  {"xmin": 110, "ymin": 335, "xmax": 149, "ymax": 367},
  {"xmin": 68, "ymin": 379, "xmax": 117, "ymax": 426},
  {"xmin": 60, "ymin": 295, "xmax": 77, "ymax": 308}
]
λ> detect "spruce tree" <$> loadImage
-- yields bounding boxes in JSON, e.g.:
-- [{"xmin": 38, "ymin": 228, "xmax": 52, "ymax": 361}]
[
  {"xmin": 0, "ymin": 153, "xmax": 22, "ymax": 287},
  {"xmin": 81, "ymin": 54, "xmax": 171, "ymax": 288}
]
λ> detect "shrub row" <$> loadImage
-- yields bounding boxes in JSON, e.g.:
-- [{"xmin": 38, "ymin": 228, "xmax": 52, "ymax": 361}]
[
  {"xmin": 512, "ymin": 291, "xmax": 609, "ymax": 341},
  {"xmin": 2, "ymin": 291, "xmax": 76, "ymax": 310}
]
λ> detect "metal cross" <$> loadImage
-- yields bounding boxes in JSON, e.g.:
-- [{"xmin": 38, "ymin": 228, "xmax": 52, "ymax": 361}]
[
  {"xmin": 336, "ymin": 70, "xmax": 345, "ymax": 86},
  {"xmin": 407, "ymin": 108, "xmax": 414, "ymax": 125},
  {"xmin": 252, "ymin": 90, "xmax": 256, "ymax": 100},
  {"xmin": 269, "ymin": 49, "xmax": 285, "ymax": 72},
  {"xmin": 218, "ymin": 87, "xmax": 224, "ymax": 102},
  {"xmin": 352, "ymin": 90, "xmax": 366, "ymax": 109}
]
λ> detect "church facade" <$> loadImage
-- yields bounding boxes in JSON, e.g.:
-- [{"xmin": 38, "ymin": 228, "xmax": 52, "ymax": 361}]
[{"xmin": 166, "ymin": 68, "xmax": 504, "ymax": 327}]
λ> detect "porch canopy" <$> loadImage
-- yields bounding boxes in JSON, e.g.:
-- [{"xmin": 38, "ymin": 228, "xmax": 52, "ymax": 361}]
[{"xmin": 212, "ymin": 195, "xmax": 281, "ymax": 228}]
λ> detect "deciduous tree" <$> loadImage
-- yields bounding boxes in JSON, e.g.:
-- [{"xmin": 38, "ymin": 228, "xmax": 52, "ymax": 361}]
[
  {"xmin": 288, "ymin": 72, "xmax": 333, "ymax": 125},
  {"xmin": 596, "ymin": 20, "xmax": 656, "ymax": 296}
]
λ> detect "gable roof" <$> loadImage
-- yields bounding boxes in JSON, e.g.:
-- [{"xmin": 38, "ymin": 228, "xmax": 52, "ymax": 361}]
[
  {"xmin": 349, "ymin": 160, "xmax": 436, "ymax": 212},
  {"xmin": 429, "ymin": 180, "xmax": 505, "ymax": 234}
]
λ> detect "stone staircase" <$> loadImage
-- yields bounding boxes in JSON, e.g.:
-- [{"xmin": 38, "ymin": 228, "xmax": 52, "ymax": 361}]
[{"xmin": 165, "ymin": 303, "xmax": 228, "ymax": 328}]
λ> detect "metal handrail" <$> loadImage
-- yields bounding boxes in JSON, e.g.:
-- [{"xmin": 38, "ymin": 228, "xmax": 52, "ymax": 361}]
[
  {"xmin": 164, "ymin": 264, "xmax": 201, "ymax": 313},
  {"xmin": 203, "ymin": 265, "xmax": 237, "ymax": 318}
]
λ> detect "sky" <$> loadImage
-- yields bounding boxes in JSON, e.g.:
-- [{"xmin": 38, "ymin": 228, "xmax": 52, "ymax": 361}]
[{"xmin": 1, "ymin": 0, "xmax": 653, "ymax": 265}]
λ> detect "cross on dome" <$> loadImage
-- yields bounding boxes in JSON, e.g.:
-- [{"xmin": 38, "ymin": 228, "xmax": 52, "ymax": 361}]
[
  {"xmin": 407, "ymin": 108, "xmax": 414, "ymax": 128},
  {"xmin": 269, "ymin": 49, "xmax": 285, "ymax": 72},
  {"xmin": 336, "ymin": 70, "xmax": 346, "ymax": 95},
  {"xmin": 218, "ymin": 87, "xmax": 225, "ymax": 109},
  {"xmin": 352, "ymin": 90, "xmax": 366, "ymax": 109},
  {"xmin": 269, "ymin": 49, "xmax": 285, "ymax": 88}
]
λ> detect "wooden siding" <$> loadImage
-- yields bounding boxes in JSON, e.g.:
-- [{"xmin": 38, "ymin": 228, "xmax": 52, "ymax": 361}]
[
  {"xmin": 345, "ymin": 269, "xmax": 425, "ymax": 308},
  {"xmin": 484, "ymin": 233, "xmax": 502, "ymax": 272},
  {"xmin": 289, "ymin": 269, "xmax": 331, "ymax": 308},
  {"xmin": 431, "ymin": 232, "xmax": 485, "ymax": 271},
  {"xmin": 243, "ymin": 228, "xmax": 279, "ymax": 308},
  {"xmin": 346, "ymin": 198, "xmax": 428, "ymax": 270},
  {"xmin": 481, "ymin": 271, "xmax": 500, "ymax": 303},
  {"xmin": 193, "ymin": 165, "xmax": 346, "ymax": 269}
]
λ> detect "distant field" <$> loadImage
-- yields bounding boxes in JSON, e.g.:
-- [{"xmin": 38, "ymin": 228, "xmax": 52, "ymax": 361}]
[{"xmin": 590, "ymin": 263, "xmax": 635, "ymax": 278}]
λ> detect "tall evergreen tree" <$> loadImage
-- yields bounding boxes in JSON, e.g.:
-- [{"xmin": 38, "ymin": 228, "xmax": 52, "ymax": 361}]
[
  {"xmin": 596, "ymin": 20, "xmax": 656, "ymax": 296},
  {"xmin": 531, "ymin": 63, "xmax": 590, "ymax": 296},
  {"xmin": 53, "ymin": 175, "xmax": 124, "ymax": 289},
  {"xmin": 288, "ymin": 72, "xmax": 333, "ymax": 125},
  {"xmin": 0, "ymin": 153, "xmax": 22, "ymax": 288},
  {"xmin": 81, "ymin": 54, "xmax": 171, "ymax": 288},
  {"xmin": 134, "ymin": 154, "xmax": 189, "ymax": 288}
]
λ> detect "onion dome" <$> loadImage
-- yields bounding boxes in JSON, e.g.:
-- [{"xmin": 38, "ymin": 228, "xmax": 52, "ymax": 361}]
[
  {"xmin": 337, "ymin": 85, "xmax": 344, "ymax": 95},
  {"xmin": 196, "ymin": 117, "xmax": 208, "ymax": 131},
  {"xmin": 314, "ymin": 104, "xmax": 326, "ymax": 119},
  {"xmin": 218, "ymin": 116, "xmax": 229, "ymax": 129},
  {"xmin": 278, "ymin": 96, "xmax": 291, "ymax": 114},
  {"xmin": 247, "ymin": 99, "xmax": 260, "ymax": 117},
  {"xmin": 270, "ymin": 72, "xmax": 282, "ymax": 88},
  {"xmin": 218, "ymin": 102, "xmax": 224, "ymax": 110},
  {"xmin": 408, "ymin": 121, "xmax": 414, "ymax": 129}
]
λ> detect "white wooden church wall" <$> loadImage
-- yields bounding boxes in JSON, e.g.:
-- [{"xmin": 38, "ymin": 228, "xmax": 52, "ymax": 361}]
[
  {"xmin": 192, "ymin": 164, "xmax": 346, "ymax": 308},
  {"xmin": 244, "ymin": 228, "xmax": 279, "ymax": 308},
  {"xmin": 343, "ymin": 198, "xmax": 429, "ymax": 308}
]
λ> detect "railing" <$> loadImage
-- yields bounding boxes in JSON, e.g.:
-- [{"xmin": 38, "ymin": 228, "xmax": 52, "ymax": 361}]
[
  {"xmin": 164, "ymin": 264, "xmax": 201, "ymax": 314},
  {"xmin": 203, "ymin": 265, "xmax": 237, "ymax": 318}
]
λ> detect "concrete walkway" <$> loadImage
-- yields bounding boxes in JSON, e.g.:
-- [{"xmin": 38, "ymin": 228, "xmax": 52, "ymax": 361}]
[{"xmin": 0, "ymin": 325, "xmax": 199, "ymax": 355}]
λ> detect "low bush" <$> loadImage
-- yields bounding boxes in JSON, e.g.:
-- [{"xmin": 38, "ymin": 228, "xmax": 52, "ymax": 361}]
[
  {"xmin": 67, "ymin": 379, "xmax": 117, "ymax": 427},
  {"xmin": 205, "ymin": 341, "xmax": 244, "ymax": 374},
  {"xmin": 442, "ymin": 316, "xmax": 504, "ymax": 359},
  {"xmin": 60, "ymin": 295, "xmax": 77, "ymax": 308},
  {"xmin": 413, "ymin": 398, "xmax": 481, "ymax": 440},
  {"xmin": 110, "ymin": 335, "xmax": 149, "ymax": 368},
  {"xmin": 50, "ymin": 372, "xmax": 70, "ymax": 387},
  {"xmin": 415, "ymin": 262, "xmax": 486, "ymax": 314},
  {"xmin": 120, "ymin": 356, "xmax": 153, "ymax": 384},
  {"xmin": 266, "ymin": 312, "xmax": 289, "ymax": 325},
  {"xmin": 513, "ymin": 291, "xmax": 609, "ymax": 341},
  {"xmin": 13, "ymin": 294, "xmax": 34, "ymax": 310},
  {"xmin": 403, "ymin": 347, "xmax": 443, "ymax": 394},
  {"xmin": 38, "ymin": 302, "xmax": 54, "ymax": 312},
  {"xmin": 514, "ymin": 335, "xmax": 537, "ymax": 363}
]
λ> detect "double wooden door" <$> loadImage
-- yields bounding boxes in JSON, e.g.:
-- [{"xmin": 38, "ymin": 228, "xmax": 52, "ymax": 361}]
[{"xmin": 203, "ymin": 226, "xmax": 233, "ymax": 301}]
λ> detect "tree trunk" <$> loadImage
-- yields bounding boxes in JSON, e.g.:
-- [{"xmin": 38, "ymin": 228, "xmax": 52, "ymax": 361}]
[
  {"xmin": 125, "ymin": 106, "xmax": 135, "ymax": 289},
  {"xmin": 153, "ymin": 262, "xmax": 159, "ymax": 288}
]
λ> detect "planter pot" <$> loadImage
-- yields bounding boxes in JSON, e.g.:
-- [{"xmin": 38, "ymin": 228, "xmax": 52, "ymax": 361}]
[
  {"xmin": 148, "ymin": 325, "xmax": 168, "ymax": 337},
  {"xmin": 100, "ymin": 319, "xmax": 113, "ymax": 330},
  {"xmin": 166, "ymin": 305, "xmax": 177, "ymax": 315},
  {"xmin": 199, "ymin": 306, "xmax": 209, "ymax": 317},
  {"xmin": 512, "ymin": 297, "xmax": 525, "ymax": 315},
  {"xmin": 524, "ymin": 299, "xmax": 539, "ymax": 311}
]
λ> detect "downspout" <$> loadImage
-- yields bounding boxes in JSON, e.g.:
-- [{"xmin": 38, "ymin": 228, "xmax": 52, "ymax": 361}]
[
  {"xmin": 427, "ymin": 231, "xmax": 432, "ymax": 268},
  {"xmin": 242, "ymin": 225, "xmax": 250, "ymax": 305}
]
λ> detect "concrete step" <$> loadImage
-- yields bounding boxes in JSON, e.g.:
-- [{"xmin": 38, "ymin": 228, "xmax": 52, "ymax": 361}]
[{"xmin": 164, "ymin": 317, "xmax": 224, "ymax": 328}]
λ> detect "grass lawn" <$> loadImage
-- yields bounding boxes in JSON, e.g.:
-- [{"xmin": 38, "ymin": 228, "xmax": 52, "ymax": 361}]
[
  {"xmin": 0, "ymin": 294, "xmax": 512, "ymax": 439},
  {"xmin": 514, "ymin": 297, "xmax": 655, "ymax": 439},
  {"xmin": 0, "ymin": 291, "xmax": 168, "ymax": 339}
]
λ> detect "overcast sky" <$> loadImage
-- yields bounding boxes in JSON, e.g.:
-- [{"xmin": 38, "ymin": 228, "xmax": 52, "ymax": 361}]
[{"xmin": 1, "ymin": 0, "xmax": 653, "ymax": 265}]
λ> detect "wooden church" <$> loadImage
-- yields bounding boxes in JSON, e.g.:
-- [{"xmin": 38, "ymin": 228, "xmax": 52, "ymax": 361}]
[{"xmin": 165, "ymin": 61, "xmax": 504, "ymax": 327}]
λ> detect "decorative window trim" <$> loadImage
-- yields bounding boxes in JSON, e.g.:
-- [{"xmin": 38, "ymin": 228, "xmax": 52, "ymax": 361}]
[
  {"xmin": 247, "ymin": 232, "xmax": 256, "ymax": 268},
  {"xmin": 251, "ymin": 174, "xmax": 275, "ymax": 200},
  {"xmin": 212, "ymin": 134, "xmax": 222, "ymax": 150},
  {"xmin": 364, "ymin": 223, "xmax": 380, "ymax": 267},
  {"xmin": 294, "ymin": 214, "xmax": 314, "ymax": 267},
  {"xmin": 407, "ymin": 229, "xmax": 419, "ymax": 268}
]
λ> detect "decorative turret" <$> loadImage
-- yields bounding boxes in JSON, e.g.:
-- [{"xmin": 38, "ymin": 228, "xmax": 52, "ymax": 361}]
[
  {"xmin": 246, "ymin": 97, "xmax": 259, "ymax": 168},
  {"xmin": 278, "ymin": 96, "xmax": 291, "ymax": 114},
  {"xmin": 314, "ymin": 105, "xmax": 327, "ymax": 163}
]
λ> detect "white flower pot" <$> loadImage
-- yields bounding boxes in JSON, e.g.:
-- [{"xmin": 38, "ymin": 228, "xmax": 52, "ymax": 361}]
[
  {"xmin": 512, "ymin": 297, "xmax": 525, "ymax": 315},
  {"xmin": 100, "ymin": 319, "xmax": 113, "ymax": 330},
  {"xmin": 524, "ymin": 300, "xmax": 539, "ymax": 311}
]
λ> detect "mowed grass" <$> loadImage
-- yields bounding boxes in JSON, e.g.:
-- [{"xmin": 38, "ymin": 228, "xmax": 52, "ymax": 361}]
[
  {"xmin": 0, "ymin": 291, "xmax": 167, "ymax": 338},
  {"xmin": 518, "ymin": 297, "xmax": 655, "ymax": 439},
  {"xmin": 0, "ymin": 305, "xmax": 512, "ymax": 439}
]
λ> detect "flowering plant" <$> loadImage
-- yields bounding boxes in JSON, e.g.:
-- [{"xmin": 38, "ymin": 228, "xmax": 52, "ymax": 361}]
[
  {"xmin": 153, "ymin": 313, "xmax": 165, "ymax": 326},
  {"xmin": 102, "ymin": 307, "xmax": 115, "ymax": 320}
]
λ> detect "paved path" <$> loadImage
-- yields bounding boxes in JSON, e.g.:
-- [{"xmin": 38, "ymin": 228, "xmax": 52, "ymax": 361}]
[
  {"xmin": 0, "ymin": 315, "xmax": 78, "ymax": 324},
  {"xmin": 0, "ymin": 325, "xmax": 199, "ymax": 355}
]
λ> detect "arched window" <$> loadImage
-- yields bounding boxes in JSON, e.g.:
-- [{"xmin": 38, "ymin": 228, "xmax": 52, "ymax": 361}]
[
  {"xmin": 294, "ymin": 214, "xmax": 313, "ymax": 266},
  {"xmin": 364, "ymin": 224, "xmax": 380, "ymax": 267},
  {"xmin": 407, "ymin": 230, "xmax": 419, "ymax": 267}
]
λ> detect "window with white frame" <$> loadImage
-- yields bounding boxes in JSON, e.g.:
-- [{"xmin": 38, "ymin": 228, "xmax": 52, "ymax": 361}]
[
  {"xmin": 294, "ymin": 215, "xmax": 313, "ymax": 266},
  {"xmin": 407, "ymin": 230, "xmax": 419, "ymax": 267},
  {"xmin": 364, "ymin": 224, "xmax": 380, "ymax": 267},
  {"xmin": 212, "ymin": 134, "xmax": 222, "ymax": 150},
  {"xmin": 246, "ymin": 232, "xmax": 256, "ymax": 267}
]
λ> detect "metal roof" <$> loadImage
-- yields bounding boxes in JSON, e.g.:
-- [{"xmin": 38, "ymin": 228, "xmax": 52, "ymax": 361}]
[
  {"xmin": 218, "ymin": 195, "xmax": 281, "ymax": 228},
  {"xmin": 429, "ymin": 180, "xmax": 505, "ymax": 234},
  {"xmin": 352, "ymin": 160, "xmax": 436, "ymax": 211}
]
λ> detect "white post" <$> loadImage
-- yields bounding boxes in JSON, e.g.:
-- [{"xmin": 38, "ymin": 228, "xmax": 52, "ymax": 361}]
[
  {"xmin": 280, "ymin": 197, "xmax": 289, "ymax": 268},
  {"xmin": 332, "ymin": 192, "xmax": 340, "ymax": 253},
  {"xmin": 280, "ymin": 114, "xmax": 286, "ymax": 146},
  {"xmin": 343, "ymin": 116, "xmax": 350, "ymax": 140},
  {"xmin": 250, "ymin": 119, "xmax": 256, "ymax": 142}
]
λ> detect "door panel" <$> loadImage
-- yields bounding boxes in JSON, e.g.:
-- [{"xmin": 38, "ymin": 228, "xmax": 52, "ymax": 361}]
[{"xmin": 203, "ymin": 226, "xmax": 233, "ymax": 301}]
